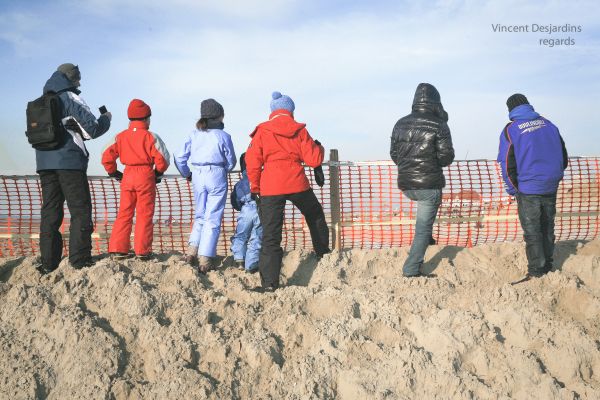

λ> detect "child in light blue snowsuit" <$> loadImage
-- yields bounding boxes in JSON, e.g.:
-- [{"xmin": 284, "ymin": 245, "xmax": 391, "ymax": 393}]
[
  {"xmin": 174, "ymin": 99, "xmax": 236, "ymax": 272},
  {"xmin": 230, "ymin": 153, "xmax": 262, "ymax": 273}
]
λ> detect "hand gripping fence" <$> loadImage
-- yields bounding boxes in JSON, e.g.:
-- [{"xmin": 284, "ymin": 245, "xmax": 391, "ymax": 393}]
[{"xmin": 0, "ymin": 153, "xmax": 598, "ymax": 257}]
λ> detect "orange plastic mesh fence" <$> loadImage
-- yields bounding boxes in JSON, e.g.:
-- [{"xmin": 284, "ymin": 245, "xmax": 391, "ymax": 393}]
[
  {"xmin": 0, "ymin": 157, "xmax": 598, "ymax": 257},
  {"xmin": 336, "ymin": 158, "xmax": 599, "ymax": 249}
]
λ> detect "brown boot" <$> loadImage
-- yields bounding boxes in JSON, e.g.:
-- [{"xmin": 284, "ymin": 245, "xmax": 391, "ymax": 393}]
[
  {"xmin": 184, "ymin": 245, "xmax": 199, "ymax": 266},
  {"xmin": 184, "ymin": 254, "xmax": 198, "ymax": 266},
  {"xmin": 198, "ymin": 256, "xmax": 213, "ymax": 274},
  {"xmin": 186, "ymin": 245, "xmax": 199, "ymax": 256}
]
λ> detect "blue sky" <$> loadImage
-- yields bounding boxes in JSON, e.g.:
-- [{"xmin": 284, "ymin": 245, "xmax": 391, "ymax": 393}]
[{"xmin": 1, "ymin": 0, "xmax": 599, "ymax": 175}]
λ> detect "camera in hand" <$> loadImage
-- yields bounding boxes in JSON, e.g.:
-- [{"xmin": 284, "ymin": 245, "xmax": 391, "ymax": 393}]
[{"xmin": 99, "ymin": 105, "xmax": 108, "ymax": 114}]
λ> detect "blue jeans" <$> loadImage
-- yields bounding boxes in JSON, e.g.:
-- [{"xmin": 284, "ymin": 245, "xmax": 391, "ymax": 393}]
[
  {"xmin": 231, "ymin": 202, "xmax": 263, "ymax": 271},
  {"xmin": 516, "ymin": 193, "xmax": 557, "ymax": 276},
  {"xmin": 402, "ymin": 189, "xmax": 442, "ymax": 276}
]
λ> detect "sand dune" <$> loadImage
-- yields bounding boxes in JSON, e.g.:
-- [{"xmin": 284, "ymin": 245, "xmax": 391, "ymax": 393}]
[{"xmin": 1, "ymin": 240, "xmax": 599, "ymax": 399}]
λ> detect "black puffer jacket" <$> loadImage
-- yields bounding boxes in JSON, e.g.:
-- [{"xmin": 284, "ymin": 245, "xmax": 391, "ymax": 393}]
[{"xmin": 390, "ymin": 83, "xmax": 455, "ymax": 190}]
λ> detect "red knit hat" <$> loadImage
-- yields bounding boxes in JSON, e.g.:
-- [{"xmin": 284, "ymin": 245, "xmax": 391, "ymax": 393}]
[{"xmin": 127, "ymin": 99, "xmax": 152, "ymax": 120}]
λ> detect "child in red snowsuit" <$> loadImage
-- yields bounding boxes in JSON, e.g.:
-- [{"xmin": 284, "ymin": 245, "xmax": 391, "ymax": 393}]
[{"xmin": 101, "ymin": 99, "xmax": 170, "ymax": 259}]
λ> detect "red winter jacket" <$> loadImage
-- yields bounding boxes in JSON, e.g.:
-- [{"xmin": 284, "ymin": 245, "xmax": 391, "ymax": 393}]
[
  {"xmin": 245, "ymin": 110, "xmax": 324, "ymax": 196},
  {"xmin": 101, "ymin": 120, "xmax": 170, "ymax": 174}
]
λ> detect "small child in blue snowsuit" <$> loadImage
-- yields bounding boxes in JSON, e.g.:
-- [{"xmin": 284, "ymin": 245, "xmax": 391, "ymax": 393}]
[{"xmin": 230, "ymin": 153, "xmax": 262, "ymax": 273}]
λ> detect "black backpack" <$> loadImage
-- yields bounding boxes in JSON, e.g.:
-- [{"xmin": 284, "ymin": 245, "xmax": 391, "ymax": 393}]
[{"xmin": 25, "ymin": 91, "xmax": 66, "ymax": 150}]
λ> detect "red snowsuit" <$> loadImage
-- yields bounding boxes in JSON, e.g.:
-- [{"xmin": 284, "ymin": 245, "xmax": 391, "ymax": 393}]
[
  {"xmin": 101, "ymin": 120, "xmax": 170, "ymax": 255},
  {"xmin": 245, "ymin": 110, "xmax": 324, "ymax": 196}
]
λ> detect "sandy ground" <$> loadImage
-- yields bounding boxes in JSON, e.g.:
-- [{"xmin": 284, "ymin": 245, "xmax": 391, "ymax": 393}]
[{"xmin": 0, "ymin": 240, "xmax": 599, "ymax": 400}]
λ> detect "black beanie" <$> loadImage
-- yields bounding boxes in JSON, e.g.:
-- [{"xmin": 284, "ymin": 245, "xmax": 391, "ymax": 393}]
[
  {"xmin": 240, "ymin": 153, "xmax": 246, "ymax": 172},
  {"xmin": 200, "ymin": 98, "xmax": 224, "ymax": 119},
  {"xmin": 506, "ymin": 93, "xmax": 529, "ymax": 112}
]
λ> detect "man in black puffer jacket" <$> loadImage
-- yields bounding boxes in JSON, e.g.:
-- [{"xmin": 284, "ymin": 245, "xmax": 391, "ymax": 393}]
[{"xmin": 390, "ymin": 83, "xmax": 455, "ymax": 277}]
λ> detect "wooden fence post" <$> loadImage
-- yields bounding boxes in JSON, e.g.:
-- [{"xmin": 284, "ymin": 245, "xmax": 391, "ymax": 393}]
[{"xmin": 328, "ymin": 149, "xmax": 342, "ymax": 250}]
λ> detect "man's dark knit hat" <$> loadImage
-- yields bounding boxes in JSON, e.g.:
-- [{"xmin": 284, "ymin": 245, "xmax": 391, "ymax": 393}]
[
  {"xmin": 57, "ymin": 63, "xmax": 81, "ymax": 87},
  {"xmin": 506, "ymin": 93, "xmax": 529, "ymax": 112},
  {"xmin": 200, "ymin": 98, "xmax": 224, "ymax": 119}
]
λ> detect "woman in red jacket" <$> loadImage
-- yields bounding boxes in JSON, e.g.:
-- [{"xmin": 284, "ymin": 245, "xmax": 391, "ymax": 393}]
[{"xmin": 245, "ymin": 91, "xmax": 330, "ymax": 292}]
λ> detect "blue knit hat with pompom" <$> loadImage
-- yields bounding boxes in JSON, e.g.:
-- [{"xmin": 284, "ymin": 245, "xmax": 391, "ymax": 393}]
[{"xmin": 270, "ymin": 91, "xmax": 295, "ymax": 113}]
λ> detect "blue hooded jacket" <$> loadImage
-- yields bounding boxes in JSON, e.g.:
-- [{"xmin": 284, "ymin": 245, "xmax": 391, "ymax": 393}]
[
  {"xmin": 230, "ymin": 170, "xmax": 254, "ymax": 211},
  {"xmin": 35, "ymin": 71, "xmax": 111, "ymax": 172},
  {"xmin": 497, "ymin": 104, "xmax": 568, "ymax": 195}
]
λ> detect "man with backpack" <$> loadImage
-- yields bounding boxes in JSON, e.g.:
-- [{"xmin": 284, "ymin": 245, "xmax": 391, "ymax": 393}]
[{"xmin": 29, "ymin": 63, "xmax": 112, "ymax": 273}]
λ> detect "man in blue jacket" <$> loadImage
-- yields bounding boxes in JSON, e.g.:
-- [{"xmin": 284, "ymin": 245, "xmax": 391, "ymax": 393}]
[
  {"xmin": 497, "ymin": 93, "xmax": 568, "ymax": 281},
  {"xmin": 36, "ymin": 63, "xmax": 112, "ymax": 274}
]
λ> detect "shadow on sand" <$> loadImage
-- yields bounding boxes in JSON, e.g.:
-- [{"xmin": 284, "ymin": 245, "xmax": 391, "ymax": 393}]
[
  {"xmin": 552, "ymin": 240, "xmax": 587, "ymax": 271},
  {"xmin": 287, "ymin": 255, "xmax": 320, "ymax": 287},
  {"xmin": 0, "ymin": 257, "xmax": 26, "ymax": 283},
  {"xmin": 422, "ymin": 246, "xmax": 463, "ymax": 275},
  {"xmin": 420, "ymin": 239, "xmax": 586, "ymax": 276}
]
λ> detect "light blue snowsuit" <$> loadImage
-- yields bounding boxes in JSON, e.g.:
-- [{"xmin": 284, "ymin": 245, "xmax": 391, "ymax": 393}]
[
  {"xmin": 230, "ymin": 171, "xmax": 262, "ymax": 271},
  {"xmin": 174, "ymin": 128, "xmax": 236, "ymax": 257}
]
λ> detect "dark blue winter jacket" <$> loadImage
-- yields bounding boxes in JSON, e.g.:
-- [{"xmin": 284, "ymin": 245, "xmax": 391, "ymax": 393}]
[
  {"xmin": 497, "ymin": 104, "xmax": 568, "ymax": 195},
  {"xmin": 35, "ymin": 71, "xmax": 111, "ymax": 172},
  {"xmin": 230, "ymin": 171, "xmax": 255, "ymax": 211}
]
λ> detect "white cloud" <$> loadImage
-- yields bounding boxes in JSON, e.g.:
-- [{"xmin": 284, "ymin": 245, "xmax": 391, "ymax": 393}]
[{"xmin": 0, "ymin": 12, "xmax": 42, "ymax": 57}]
